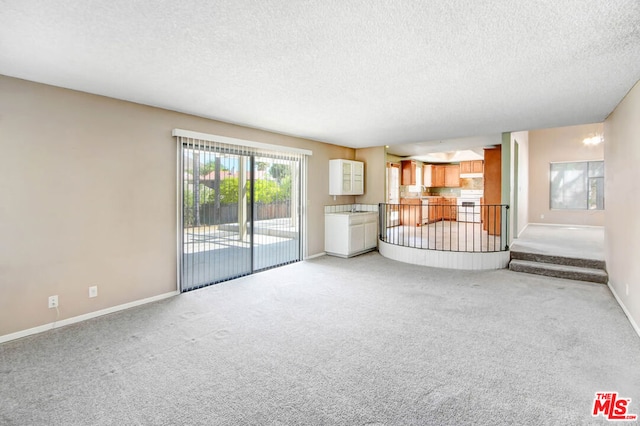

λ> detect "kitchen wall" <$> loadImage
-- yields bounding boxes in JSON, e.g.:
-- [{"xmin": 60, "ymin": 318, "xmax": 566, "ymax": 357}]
[
  {"xmin": 604, "ymin": 79, "xmax": 640, "ymax": 336},
  {"xmin": 385, "ymin": 153, "xmax": 403, "ymax": 164},
  {"xmin": 0, "ymin": 75, "xmax": 353, "ymax": 338},
  {"xmin": 528, "ymin": 123, "xmax": 604, "ymax": 226},
  {"xmin": 355, "ymin": 146, "xmax": 386, "ymax": 205}
]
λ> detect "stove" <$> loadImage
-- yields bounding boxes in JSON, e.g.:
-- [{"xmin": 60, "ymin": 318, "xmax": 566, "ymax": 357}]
[{"xmin": 457, "ymin": 190, "xmax": 482, "ymax": 223}]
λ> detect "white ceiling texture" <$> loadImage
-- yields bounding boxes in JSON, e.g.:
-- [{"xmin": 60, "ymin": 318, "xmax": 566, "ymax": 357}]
[{"xmin": 1, "ymin": 1, "xmax": 639, "ymax": 154}]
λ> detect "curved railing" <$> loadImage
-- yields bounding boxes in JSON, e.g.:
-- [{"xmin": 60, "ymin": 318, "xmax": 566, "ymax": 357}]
[{"xmin": 378, "ymin": 203, "xmax": 509, "ymax": 253}]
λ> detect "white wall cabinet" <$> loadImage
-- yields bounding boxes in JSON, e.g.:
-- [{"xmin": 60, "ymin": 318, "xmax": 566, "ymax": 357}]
[
  {"xmin": 329, "ymin": 159, "xmax": 364, "ymax": 195},
  {"xmin": 325, "ymin": 212, "xmax": 377, "ymax": 257}
]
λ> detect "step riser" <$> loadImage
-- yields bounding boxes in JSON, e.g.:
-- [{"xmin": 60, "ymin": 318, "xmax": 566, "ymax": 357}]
[
  {"xmin": 510, "ymin": 251, "xmax": 606, "ymax": 271},
  {"xmin": 509, "ymin": 263, "xmax": 608, "ymax": 284}
]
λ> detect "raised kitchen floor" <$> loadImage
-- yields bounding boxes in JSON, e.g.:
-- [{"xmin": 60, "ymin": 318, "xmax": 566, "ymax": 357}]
[{"xmin": 385, "ymin": 221, "xmax": 505, "ymax": 252}]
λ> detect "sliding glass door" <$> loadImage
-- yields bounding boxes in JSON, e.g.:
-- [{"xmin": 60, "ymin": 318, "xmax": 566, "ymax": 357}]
[
  {"xmin": 179, "ymin": 138, "xmax": 303, "ymax": 292},
  {"xmin": 251, "ymin": 155, "xmax": 301, "ymax": 271}
]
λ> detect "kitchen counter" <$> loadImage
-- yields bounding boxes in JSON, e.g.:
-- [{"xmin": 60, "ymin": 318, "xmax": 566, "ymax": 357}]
[{"xmin": 325, "ymin": 210, "xmax": 376, "ymax": 215}]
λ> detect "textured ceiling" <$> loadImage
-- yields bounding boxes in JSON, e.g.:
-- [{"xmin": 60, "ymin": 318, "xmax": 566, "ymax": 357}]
[{"xmin": 1, "ymin": 1, "xmax": 639, "ymax": 149}]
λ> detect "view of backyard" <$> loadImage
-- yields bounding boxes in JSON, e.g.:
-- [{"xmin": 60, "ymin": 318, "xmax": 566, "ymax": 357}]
[{"xmin": 181, "ymin": 147, "xmax": 302, "ymax": 290}]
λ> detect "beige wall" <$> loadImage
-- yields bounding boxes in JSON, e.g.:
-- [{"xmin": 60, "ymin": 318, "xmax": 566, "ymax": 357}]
[
  {"xmin": 511, "ymin": 131, "xmax": 529, "ymax": 237},
  {"xmin": 355, "ymin": 146, "xmax": 386, "ymax": 205},
  {"xmin": 528, "ymin": 123, "xmax": 605, "ymax": 226},
  {"xmin": 604, "ymin": 80, "xmax": 640, "ymax": 335},
  {"xmin": 0, "ymin": 75, "xmax": 354, "ymax": 337}
]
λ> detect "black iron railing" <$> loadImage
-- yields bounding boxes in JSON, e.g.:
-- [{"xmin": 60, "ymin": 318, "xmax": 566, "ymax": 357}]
[{"xmin": 378, "ymin": 203, "xmax": 509, "ymax": 252}]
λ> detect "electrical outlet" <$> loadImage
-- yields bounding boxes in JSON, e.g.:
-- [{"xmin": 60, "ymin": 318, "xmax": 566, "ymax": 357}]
[
  {"xmin": 89, "ymin": 286, "xmax": 98, "ymax": 298},
  {"xmin": 540, "ymin": 214, "xmax": 544, "ymax": 219},
  {"xmin": 626, "ymin": 283, "xmax": 629, "ymax": 296},
  {"xmin": 48, "ymin": 295, "xmax": 58, "ymax": 309}
]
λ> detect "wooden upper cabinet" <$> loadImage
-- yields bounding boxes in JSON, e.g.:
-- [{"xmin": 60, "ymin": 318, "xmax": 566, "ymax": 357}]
[
  {"xmin": 432, "ymin": 165, "xmax": 445, "ymax": 187},
  {"xmin": 424, "ymin": 164, "xmax": 461, "ymax": 187},
  {"xmin": 460, "ymin": 160, "xmax": 484, "ymax": 174},
  {"xmin": 401, "ymin": 160, "xmax": 416, "ymax": 185},
  {"xmin": 444, "ymin": 165, "xmax": 460, "ymax": 187}
]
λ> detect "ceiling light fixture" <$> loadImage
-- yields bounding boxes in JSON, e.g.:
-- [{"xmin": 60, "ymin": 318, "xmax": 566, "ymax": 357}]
[{"xmin": 583, "ymin": 135, "xmax": 603, "ymax": 146}]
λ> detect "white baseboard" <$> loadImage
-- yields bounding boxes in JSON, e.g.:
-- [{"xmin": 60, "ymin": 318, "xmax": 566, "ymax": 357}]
[
  {"xmin": 0, "ymin": 291, "xmax": 179, "ymax": 344},
  {"xmin": 304, "ymin": 252, "xmax": 326, "ymax": 260},
  {"xmin": 608, "ymin": 282, "xmax": 640, "ymax": 340},
  {"xmin": 517, "ymin": 223, "xmax": 529, "ymax": 238},
  {"xmin": 527, "ymin": 222, "xmax": 604, "ymax": 229}
]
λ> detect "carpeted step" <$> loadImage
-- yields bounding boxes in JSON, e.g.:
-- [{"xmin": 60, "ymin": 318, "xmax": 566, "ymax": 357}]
[
  {"xmin": 510, "ymin": 251, "xmax": 606, "ymax": 270},
  {"xmin": 509, "ymin": 259, "xmax": 608, "ymax": 284}
]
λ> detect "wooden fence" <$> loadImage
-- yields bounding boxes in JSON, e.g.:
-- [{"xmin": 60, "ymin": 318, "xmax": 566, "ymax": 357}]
[{"xmin": 185, "ymin": 201, "xmax": 292, "ymax": 227}]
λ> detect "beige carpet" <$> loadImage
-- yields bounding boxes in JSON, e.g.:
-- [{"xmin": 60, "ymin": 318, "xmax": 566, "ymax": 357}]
[{"xmin": 1, "ymin": 252, "xmax": 638, "ymax": 425}]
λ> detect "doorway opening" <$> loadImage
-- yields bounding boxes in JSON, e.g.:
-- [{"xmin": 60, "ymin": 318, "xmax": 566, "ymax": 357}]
[{"xmin": 386, "ymin": 162, "xmax": 400, "ymax": 226}]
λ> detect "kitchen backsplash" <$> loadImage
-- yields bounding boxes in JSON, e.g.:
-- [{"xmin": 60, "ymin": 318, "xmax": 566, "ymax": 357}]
[
  {"xmin": 428, "ymin": 187, "xmax": 461, "ymax": 196},
  {"xmin": 460, "ymin": 177, "xmax": 484, "ymax": 190},
  {"xmin": 324, "ymin": 204, "xmax": 379, "ymax": 213},
  {"xmin": 400, "ymin": 179, "xmax": 483, "ymax": 198}
]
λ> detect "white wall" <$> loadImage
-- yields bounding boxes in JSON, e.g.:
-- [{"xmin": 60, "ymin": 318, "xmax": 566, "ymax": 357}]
[
  {"xmin": 355, "ymin": 146, "xmax": 386, "ymax": 205},
  {"xmin": 604, "ymin": 79, "xmax": 640, "ymax": 335},
  {"xmin": 0, "ymin": 75, "xmax": 354, "ymax": 338},
  {"xmin": 528, "ymin": 123, "xmax": 604, "ymax": 226},
  {"xmin": 511, "ymin": 131, "xmax": 529, "ymax": 237}
]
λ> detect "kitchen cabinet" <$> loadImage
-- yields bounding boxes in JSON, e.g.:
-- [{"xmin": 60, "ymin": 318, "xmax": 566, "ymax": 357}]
[
  {"xmin": 432, "ymin": 166, "xmax": 445, "ymax": 187},
  {"xmin": 399, "ymin": 197, "xmax": 457, "ymax": 225},
  {"xmin": 428, "ymin": 198, "xmax": 443, "ymax": 222},
  {"xmin": 483, "ymin": 147, "xmax": 501, "ymax": 235},
  {"xmin": 426, "ymin": 197, "xmax": 457, "ymax": 221},
  {"xmin": 325, "ymin": 212, "xmax": 378, "ymax": 257},
  {"xmin": 460, "ymin": 160, "xmax": 484, "ymax": 175},
  {"xmin": 329, "ymin": 159, "xmax": 364, "ymax": 195},
  {"xmin": 444, "ymin": 165, "xmax": 460, "ymax": 187},
  {"xmin": 399, "ymin": 198, "xmax": 421, "ymax": 226},
  {"xmin": 401, "ymin": 160, "xmax": 417, "ymax": 185},
  {"xmin": 425, "ymin": 165, "xmax": 459, "ymax": 188},
  {"xmin": 441, "ymin": 198, "xmax": 457, "ymax": 221}
]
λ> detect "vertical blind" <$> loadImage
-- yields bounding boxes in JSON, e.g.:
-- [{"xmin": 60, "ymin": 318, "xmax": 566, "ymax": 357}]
[{"xmin": 175, "ymin": 130, "xmax": 310, "ymax": 292}]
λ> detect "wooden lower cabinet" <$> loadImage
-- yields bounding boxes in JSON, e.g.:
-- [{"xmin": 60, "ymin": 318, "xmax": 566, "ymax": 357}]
[
  {"xmin": 433, "ymin": 197, "xmax": 457, "ymax": 221},
  {"xmin": 399, "ymin": 198, "xmax": 421, "ymax": 226},
  {"xmin": 400, "ymin": 197, "xmax": 458, "ymax": 226},
  {"xmin": 428, "ymin": 202, "xmax": 442, "ymax": 222},
  {"xmin": 442, "ymin": 198, "xmax": 457, "ymax": 220}
]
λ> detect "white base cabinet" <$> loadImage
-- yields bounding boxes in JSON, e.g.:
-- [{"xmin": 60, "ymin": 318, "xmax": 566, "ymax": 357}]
[{"xmin": 325, "ymin": 212, "xmax": 378, "ymax": 258}]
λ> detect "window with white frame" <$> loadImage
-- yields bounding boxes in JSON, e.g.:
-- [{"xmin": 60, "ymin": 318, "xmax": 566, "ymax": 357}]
[{"xmin": 550, "ymin": 161, "xmax": 604, "ymax": 210}]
